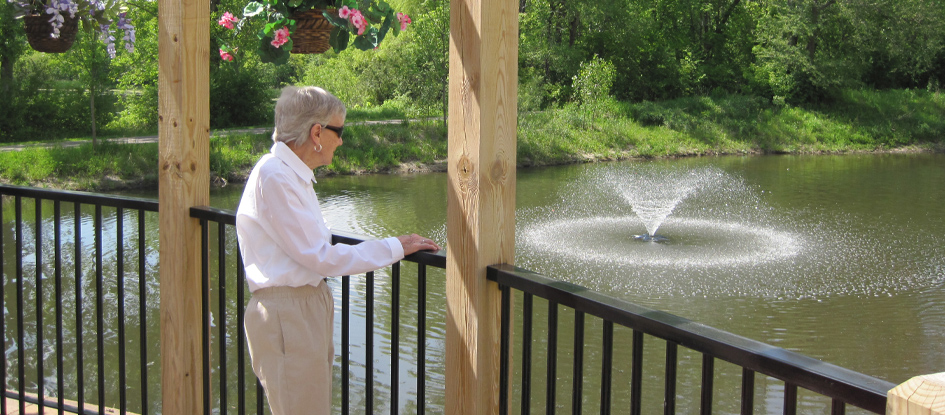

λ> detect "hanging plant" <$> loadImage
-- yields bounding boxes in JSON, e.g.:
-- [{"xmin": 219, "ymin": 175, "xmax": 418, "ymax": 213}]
[
  {"xmin": 216, "ymin": 0, "xmax": 411, "ymax": 65},
  {"xmin": 10, "ymin": 0, "xmax": 136, "ymax": 56}
]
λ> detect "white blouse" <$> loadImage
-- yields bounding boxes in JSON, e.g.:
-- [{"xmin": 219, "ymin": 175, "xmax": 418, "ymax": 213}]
[{"xmin": 236, "ymin": 142, "xmax": 404, "ymax": 292}]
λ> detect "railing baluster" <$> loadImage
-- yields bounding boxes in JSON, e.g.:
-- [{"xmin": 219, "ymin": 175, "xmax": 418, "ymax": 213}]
[
  {"xmin": 35, "ymin": 197, "xmax": 45, "ymax": 414},
  {"xmin": 701, "ymin": 354, "xmax": 714, "ymax": 415},
  {"xmin": 664, "ymin": 341, "xmax": 677, "ymax": 415},
  {"xmin": 522, "ymin": 293, "xmax": 533, "ymax": 415},
  {"xmin": 366, "ymin": 271, "xmax": 375, "ymax": 415},
  {"xmin": 741, "ymin": 368, "xmax": 754, "ymax": 415},
  {"xmin": 138, "ymin": 209, "xmax": 148, "ymax": 415},
  {"xmin": 95, "ymin": 204, "xmax": 105, "ymax": 415},
  {"xmin": 342, "ymin": 275, "xmax": 350, "ymax": 415},
  {"xmin": 600, "ymin": 321, "xmax": 613, "ymax": 415},
  {"xmin": 1, "ymin": 196, "xmax": 5, "ymax": 415},
  {"xmin": 236, "ymin": 248, "xmax": 247, "ymax": 415},
  {"xmin": 201, "ymin": 218, "xmax": 212, "ymax": 415},
  {"xmin": 75, "ymin": 202, "xmax": 84, "ymax": 415},
  {"xmin": 15, "ymin": 196, "xmax": 25, "ymax": 415},
  {"xmin": 831, "ymin": 398, "xmax": 845, "ymax": 415},
  {"xmin": 418, "ymin": 264, "xmax": 427, "ymax": 415},
  {"xmin": 117, "ymin": 207, "xmax": 127, "ymax": 415},
  {"xmin": 391, "ymin": 262, "xmax": 400, "ymax": 415},
  {"xmin": 784, "ymin": 382, "xmax": 798, "ymax": 415},
  {"xmin": 256, "ymin": 380, "xmax": 264, "ymax": 415},
  {"xmin": 630, "ymin": 331, "xmax": 643, "ymax": 415},
  {"xmin": 572, "ymin": 310, "xmax": 584, "ymax": 415},
  {"xmin": 0, "ymin": 197, "xmax": 5, "ymax": 415},
  {"xmin": 218, "ymin": 223, "xmax": 228, "ymax": 415},
  {"xmin": 546, "ymin": 301, "xmax": 558, "ymax": 415},
  {"xmin": 499, "ymin": 284, "xmax": 511, "ymax": 415},
  {"xmin": 55, "ymin": 200, "xmax": 64, "ymax": 415}
]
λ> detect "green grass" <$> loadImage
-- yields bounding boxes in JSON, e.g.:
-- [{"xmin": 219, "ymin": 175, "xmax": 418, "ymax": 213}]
[{"xmin": 1, "ymin": 89, "xmax": 942, "ymax": 191}]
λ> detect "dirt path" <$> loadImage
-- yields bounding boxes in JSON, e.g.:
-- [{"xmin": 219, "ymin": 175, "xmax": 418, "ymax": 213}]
[{"xmin": 0, "ymin": 119, "xmax": 434, "ymax": 152}]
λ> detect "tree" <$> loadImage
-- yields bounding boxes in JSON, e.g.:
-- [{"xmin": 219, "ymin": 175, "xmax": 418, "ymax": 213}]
[
  {"xmin": 58, "ymin": 27, "xmax": 114, "ymax": 145},
  {"xmin": 0, "ymin": 2, "xmax": 27, "ymax": 96}
]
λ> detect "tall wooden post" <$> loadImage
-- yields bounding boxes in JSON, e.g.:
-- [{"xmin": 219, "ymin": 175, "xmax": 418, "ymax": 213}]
[
  {"xmin": 445, "ymin": 0, "xmax": 517, "ymax": 410},
  {"xmin": 888, "ymin": 373, "xmax": 945, "ymax": 415},
  {"xmin": 157, "ymin": 0, "xmax": 210, "ymax": 411}
]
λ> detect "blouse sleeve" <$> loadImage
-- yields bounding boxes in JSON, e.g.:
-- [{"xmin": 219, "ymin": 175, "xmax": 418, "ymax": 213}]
[{"xmin": 258, "ymin": 173, "xmax": 405, "ymax": 278}]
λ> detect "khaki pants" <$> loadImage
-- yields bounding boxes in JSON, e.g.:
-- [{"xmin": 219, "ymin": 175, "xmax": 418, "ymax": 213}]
[{"xmin": 245, "ymin": 283, "xmax": 334, "ymax": 415}]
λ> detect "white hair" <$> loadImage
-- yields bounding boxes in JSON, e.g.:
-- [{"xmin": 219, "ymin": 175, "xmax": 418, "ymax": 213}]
[{"xmin": 271, "ymin": 86, "xmax": 346, "ymax": 147}]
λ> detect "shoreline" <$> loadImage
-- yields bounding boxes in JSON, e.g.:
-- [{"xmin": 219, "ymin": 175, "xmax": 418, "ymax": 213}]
[{"xmin": 35, "ymin": 144, "xmax": 939, "ymax": 193}]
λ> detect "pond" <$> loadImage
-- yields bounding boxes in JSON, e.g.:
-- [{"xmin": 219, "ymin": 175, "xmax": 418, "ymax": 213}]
[{"xmin": 4, "ymin": 152, "xmax": 943, "ymax": 414}]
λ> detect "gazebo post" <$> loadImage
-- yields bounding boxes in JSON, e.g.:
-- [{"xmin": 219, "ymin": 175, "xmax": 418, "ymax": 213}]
[
  {"xmin": 444, "ymin": 0, "xmax": 518, "ymax": 411},
  {"xmin": 157, "ymin": 0, "xmax": 211, "ymax": 412},
  {"xmin": 887, "ymin": 373, "xmax": 945, "ymax": 415}
]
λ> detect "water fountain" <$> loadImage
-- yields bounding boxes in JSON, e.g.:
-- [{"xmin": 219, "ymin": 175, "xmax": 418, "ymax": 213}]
[
  {"xmin": 602, "ymin": 166, "xmax": 732, "ymax": 243},
  {"xmin": 519, "ymin": 162, "xmax": 805, "ymax": 297}
]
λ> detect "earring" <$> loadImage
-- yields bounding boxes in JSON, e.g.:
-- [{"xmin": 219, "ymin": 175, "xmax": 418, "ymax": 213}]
[{"xmin": 314, "ymin": 143, "xmax": 323, "ymax": 152}]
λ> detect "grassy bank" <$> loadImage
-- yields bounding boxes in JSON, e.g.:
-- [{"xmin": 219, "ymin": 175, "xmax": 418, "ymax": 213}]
[{"xmin": 1, "ymin": 89, "xmax": 942, "ymax": 191}]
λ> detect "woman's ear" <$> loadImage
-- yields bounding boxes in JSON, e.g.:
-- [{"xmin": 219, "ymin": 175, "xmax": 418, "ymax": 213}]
[{"xmin": 310, "ymin": 124, "xmax": 323, "ymax": 152}]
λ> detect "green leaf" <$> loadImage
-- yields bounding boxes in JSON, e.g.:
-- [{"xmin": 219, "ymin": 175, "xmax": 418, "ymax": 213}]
[
  {"xmin": 243, "ymin": 1, "xmax": 266, "ymax": 17},
  {"xmin": 376, "ymin": 12, "xmax": 392, "ymax": 43},
  {"xmin": 373, "ymin": 0, "xmax": 390, "ymax": 13},
  {"xmin": 322, "ymin": 11, "xmax": 348, "ymax": 28},
  {"xmin": 257, "ymin": 38, "xmax": 291, "ymax": 65},
  {"xmin": 363, "ymin": 8, "xmax": 383, "ymax": 22},
  {"xmin": 330, "ymin": 27, "xmax": 349, "ymax": 52},
  {"xmin": 352, "ymin": 27, "xmax": 379, "ymax": 50}
]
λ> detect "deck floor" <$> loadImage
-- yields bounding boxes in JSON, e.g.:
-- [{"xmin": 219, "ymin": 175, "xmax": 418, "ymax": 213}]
[{"xmin": 4, "ymin": 391, "xmax": 131, "ymax": 415}]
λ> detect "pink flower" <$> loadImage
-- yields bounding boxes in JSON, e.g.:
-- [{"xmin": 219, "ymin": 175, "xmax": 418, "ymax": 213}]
[
  {"xmin": 217, "ymin": 12, "xmax": 239, "ymax": 30},
  {"xmin": 219, "ymin": 49, "xmax": 234, "ymax": 61},
  {"xmin": 338, "ymin": 6, "xmax": 351, "ymax": 19},
  {"xmin": 397, "ymin": 12, "xmax": 411, "ymax": 31},
  {"xmin": 271, "ymin": 26, "xmax": 290, "ymax": 48},
  {"xmin": 349, "ymin": 9, "xmax": 366, "ymax": 35}
]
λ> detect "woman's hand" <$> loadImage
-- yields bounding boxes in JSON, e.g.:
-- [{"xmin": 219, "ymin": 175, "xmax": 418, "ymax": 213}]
[{"xmin": 397, "ymin": 234, "xmax": 441, "ymax": 255}]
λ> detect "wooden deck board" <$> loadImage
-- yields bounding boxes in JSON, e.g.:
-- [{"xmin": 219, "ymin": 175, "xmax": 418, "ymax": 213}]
[{"xmin": 4, "ymin": 391, "xmax": 133, "ymax": 415}]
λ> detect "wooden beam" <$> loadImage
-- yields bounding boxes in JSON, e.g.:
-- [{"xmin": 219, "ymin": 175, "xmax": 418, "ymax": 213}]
[
  {"xmin": 888, "ymin": 373, "xmax": 945, "ymax": 415},
  {"xmin": 157, "ymin": 0, "xmax": 210, "ymax": 411},
  {"xmin": 445, "ymin": 0, "xmax": 517, "ymax": 410}
]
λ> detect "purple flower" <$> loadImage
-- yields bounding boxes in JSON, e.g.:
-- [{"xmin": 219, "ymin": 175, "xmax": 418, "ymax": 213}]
[{"xmin": 100, "ymin": 24, "xmax": 117, "ymax": 58}]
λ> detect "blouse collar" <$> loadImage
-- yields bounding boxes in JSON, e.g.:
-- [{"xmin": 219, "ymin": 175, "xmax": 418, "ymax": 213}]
[{"xmin": 271, "ymin": 141, "xmax": 317, "ymax": 184}]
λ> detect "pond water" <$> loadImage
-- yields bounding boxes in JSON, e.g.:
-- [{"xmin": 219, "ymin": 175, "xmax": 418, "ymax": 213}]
[
  {"xmin": 4, "ymin": 152, "xmax": 944, "ymax": 414},
  {"xmin": 210, "ymin": 153, "xmax": 944, "ymax": 413}
]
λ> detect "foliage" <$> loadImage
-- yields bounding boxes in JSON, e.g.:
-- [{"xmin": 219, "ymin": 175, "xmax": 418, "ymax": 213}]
[
  {"xmin": 54, "ymin": 25, "xmax": 115, "ymax": 141},
  {"xmin": 209, "ymin": 62, "xmax": 275, "ymax": 128},
  {"xmin": 0, "ymin": 52, "xmax": 114, "ymax": 141},
  {"xmin": 385, "ymin": 0, "xmax": 447, "ymax": 115},
  {"xmin": 572, "ymin": 55, "xmax": 616, "ymax": 104}
]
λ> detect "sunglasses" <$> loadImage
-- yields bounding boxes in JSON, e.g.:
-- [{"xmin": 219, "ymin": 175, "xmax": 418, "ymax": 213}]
[{"xmin": 324, "ymin": 124, "xmax": 344, "ymax": 138}]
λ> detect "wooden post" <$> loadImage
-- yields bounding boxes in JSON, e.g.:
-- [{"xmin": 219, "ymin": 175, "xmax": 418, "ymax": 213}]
[
  {"xmin": 444, "ymin": 0, "xmax": 517, "ymax": 410},
  {"xmin": 157, "ymin": 0, "xmax": 210, "ymax": 411},
  {"xmin": 888, "ymin": 373, "xmax": 945, "ymax": 415}
]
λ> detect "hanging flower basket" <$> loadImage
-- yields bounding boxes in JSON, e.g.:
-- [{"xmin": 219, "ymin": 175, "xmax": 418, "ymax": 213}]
[
  {"xmin": 24, "ymin": 13, "xmax": 79, "ymax": 53},
  {"xmin": 289, "ymin": 9, "xmax": 335, "ymax": 54},
  {"xmin": 217, "ymin": 0, "xmax": 412, "ymax": 64}
]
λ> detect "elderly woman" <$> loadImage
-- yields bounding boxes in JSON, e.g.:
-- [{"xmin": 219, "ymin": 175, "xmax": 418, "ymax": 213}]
[{"xmin": 236, "ymin": 86, "xmax": 440, "ymax": 415}]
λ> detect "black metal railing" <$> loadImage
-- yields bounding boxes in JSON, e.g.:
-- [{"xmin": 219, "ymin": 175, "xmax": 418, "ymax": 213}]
[
  {"xmin": 0, "ymin": 184, "xmax": 159, "ymax": 415},
  {"xmin": 489, "ymin": 264, "xmax": 896, "ymax": 415},
  {"xmin": 1, "ymin": 185, "xmax": 898, "ymax": 415},
  {"xmin": 190, "ymin": 206, "xmax": 446, "ymax": 415}
]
